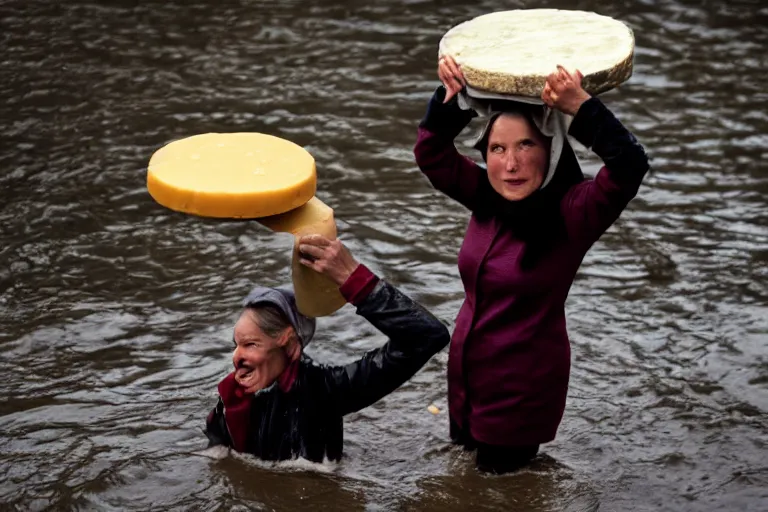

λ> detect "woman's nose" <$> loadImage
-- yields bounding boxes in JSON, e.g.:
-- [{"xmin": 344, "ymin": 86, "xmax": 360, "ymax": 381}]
[
  {"xmin": 232, "ymin": 346, "xmax": 242, "ymax": 367},
  {"xmin": 505, "ymin": 152, "xmax": 517, "ymax": 172}
]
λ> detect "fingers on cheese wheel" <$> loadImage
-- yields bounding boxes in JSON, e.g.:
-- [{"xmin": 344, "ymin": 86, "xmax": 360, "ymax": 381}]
[
  {"xmin": 438, "ymin": 9, "xmax": 635, "ymax": 97},
  {"xmin": 147, "ymin": 132, "xmax": 317, "ymax": 218},
  {"xmin": 258, "ymin": 197, "xmax": 347, "ymax": 318}
]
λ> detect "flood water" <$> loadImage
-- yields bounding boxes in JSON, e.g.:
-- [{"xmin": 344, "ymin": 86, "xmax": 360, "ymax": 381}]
[{"xmin": 1, "ymin": 0, "xmax": 767, "ymax": 510}]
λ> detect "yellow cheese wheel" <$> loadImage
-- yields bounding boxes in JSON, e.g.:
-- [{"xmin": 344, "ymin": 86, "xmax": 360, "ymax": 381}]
[
  {"xmin": 258, "ymin": 197, "xmax": 346, "ymax": 318},
  {"xmin": 147, "ymin": 132, "xmax": 316, "ymax": 218},
  {"xmin": 146, "ymin": 132, "xmax": 346, "ymax": 318}
]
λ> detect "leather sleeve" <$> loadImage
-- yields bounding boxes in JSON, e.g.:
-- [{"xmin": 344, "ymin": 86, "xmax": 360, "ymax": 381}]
[
  {"xmin": 204, "ymin": 396, "xmax": 232, "ymax": 448},
  {"xmin": 323, "ymin": 280, "xmax": 451, "ymax": 416}
]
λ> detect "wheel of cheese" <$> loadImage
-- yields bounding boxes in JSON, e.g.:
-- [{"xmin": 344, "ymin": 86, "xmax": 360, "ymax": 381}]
[
  {"xmin": 439, "ymin": 9, "xmax": 635, "ymax": 97},
  {"xmin": 147, "ymin": 132, "xmax": 346, "ymax": 318},
  {"xmin": 147, "ymin": 132, "xmax": 316, "ymax": 218}
]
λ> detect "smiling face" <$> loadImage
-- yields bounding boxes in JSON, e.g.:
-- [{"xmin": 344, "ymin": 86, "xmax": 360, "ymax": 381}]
[
  {"xmin": 232, "ymin": 308, "xmax": 296, "ymax": 393},
  {"xmin": 485, "ymin": 113, "xmax": 551, "ymax": 202}
]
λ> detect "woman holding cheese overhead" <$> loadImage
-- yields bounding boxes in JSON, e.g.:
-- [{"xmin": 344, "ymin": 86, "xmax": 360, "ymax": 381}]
[
  {"xmin": 204, "ymin": 234, "xmax": 451, "ymax": 462},
  {"xmin": 414, "ymin": 54, "xmax": 650, "ymax": 474}
]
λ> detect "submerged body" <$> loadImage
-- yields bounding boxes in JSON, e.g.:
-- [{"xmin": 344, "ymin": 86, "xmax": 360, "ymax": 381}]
[{"xmin": 205, "ymin": 263, "xmax": 450, "ymax": 462}]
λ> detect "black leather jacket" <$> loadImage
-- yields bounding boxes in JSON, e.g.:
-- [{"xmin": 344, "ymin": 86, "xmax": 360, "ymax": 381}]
[{"xmin": 204, "ymin": 279, "xmax": 450, "ymax": 462}]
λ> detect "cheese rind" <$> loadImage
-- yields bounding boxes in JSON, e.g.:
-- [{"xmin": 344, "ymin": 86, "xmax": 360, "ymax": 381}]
[
  {"xmin": 439, "ymin": 9, "xmax": 635, "ymax": 97},
  {"xmin": 258, "ymin": 197, "xmax": 347, "ymax": 318},
  {"xmin": 147, "ymin": 132, "xmax": 316, "ymax": 218}
]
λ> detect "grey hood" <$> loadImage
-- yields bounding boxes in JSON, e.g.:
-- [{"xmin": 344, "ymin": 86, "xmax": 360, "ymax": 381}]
[{"xmin": 242, "ymin": 286, "xmax": 316, "ymax": 348}]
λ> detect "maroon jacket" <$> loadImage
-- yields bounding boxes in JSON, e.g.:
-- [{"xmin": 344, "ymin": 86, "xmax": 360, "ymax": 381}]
[{"xmin": 414, "ymin": 87, "xmax": 650, "ymax": 446}]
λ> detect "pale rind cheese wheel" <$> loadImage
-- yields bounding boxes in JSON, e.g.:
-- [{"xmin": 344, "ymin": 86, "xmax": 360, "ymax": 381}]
[
  {"xmin": 147, "ymin": 132, "xmax": 316, "ymax": 218},
  {"xmin": 439, "ymin": 9, "xmax": 635, "ymax": 97},
  {"xmin": 258, "ymin": 197, "xmax": 346, "ymax": 318}
]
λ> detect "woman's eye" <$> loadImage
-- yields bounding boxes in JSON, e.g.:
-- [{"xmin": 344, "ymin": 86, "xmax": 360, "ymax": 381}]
[
  {"xmin": 520, "ymin": 139, "xmax": 535, "ymax": 147},
  {"xmin": 491, "ymin": 145, "xmax": 504, "ymax": 153}
]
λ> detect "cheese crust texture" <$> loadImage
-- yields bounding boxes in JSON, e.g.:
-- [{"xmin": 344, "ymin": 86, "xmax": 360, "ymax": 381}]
[
  {"xmin": 439, "ymin": 9, "xmax": 635, "ymax": 97},
  {"xmin": 258, "ymin": 197, "xmax": 347, "ymax": 318},
  {"xmin": 147, "ymin": 132, "xmax": 316, "ymax": 219}
]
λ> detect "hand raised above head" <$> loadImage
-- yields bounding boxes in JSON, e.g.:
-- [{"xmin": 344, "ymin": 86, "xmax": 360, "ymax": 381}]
[
  {"xmin": 438, "ymin": 55, "xmax": 467, "ymax": 104},
  {"xmin": 541, "ymin": 65, "xmax": 592, "ymax": 116},
  {"xmin": 297, "ymin": 234, "xmax": 360, "ymax": 287}
]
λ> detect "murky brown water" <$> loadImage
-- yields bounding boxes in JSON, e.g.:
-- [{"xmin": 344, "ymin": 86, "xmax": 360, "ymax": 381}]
[{"xmin": 2, "ymin": 0, "xmax": 767, "ymax": 510}]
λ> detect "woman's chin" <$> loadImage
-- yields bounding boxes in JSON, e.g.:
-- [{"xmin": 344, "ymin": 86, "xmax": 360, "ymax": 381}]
[
  {"xmin": 491, "ymin": 182, "xmax": 537, "ymax": 202},
  {"xmin": 502, "ymin": 184, "xmax": 536, "ymax": 201}
]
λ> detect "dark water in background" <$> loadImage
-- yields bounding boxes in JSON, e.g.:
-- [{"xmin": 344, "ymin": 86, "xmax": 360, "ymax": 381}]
[{"xmin": 1, "ymin": 0, "xmax": 766, "ymax": 510}]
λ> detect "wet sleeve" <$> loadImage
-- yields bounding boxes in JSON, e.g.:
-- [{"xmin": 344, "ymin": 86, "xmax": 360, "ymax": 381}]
[
  {"xmin": 562, "ymin": 96, "xmax": 651, "ymax": 244},
  {"xmin": 414, "ymin": 86, "xmax": 487, "ymax": 211},
  {"xmin": 324, "ymin": 271, "xmax": 451, "ymax": 416},
  {"xmin": 204, "ymin": 397, "xmax": 233, "ymax": 448}
]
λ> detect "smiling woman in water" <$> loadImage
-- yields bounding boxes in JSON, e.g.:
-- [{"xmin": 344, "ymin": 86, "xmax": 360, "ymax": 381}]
[{"xmin": 204, "ymin": 234, "xmax": 450, "ymax": 463}]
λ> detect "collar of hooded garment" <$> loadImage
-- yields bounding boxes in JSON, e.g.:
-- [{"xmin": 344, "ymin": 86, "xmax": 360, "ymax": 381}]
[
  {"xmin": 216, "ymin": 358, "xmax": 301, "ymax": 452},
  {"xmin": 455, "ymin": 86, "xmax": 586, "ymax": 269}
]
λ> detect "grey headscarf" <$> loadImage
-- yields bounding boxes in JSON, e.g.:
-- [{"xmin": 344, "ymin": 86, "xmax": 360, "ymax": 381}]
[
  {"xmin": 457, "ymin": 85, "xmax": 576, "ymax": 189},
  {"xmin": 242, "ymin": 286, "xmax": 316, "ymax": 348}
]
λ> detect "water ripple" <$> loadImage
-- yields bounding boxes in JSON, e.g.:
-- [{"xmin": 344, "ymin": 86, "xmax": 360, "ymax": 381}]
[{"xmin": 1, "ymin": 0, "xmax": 766, "ymax": 510}]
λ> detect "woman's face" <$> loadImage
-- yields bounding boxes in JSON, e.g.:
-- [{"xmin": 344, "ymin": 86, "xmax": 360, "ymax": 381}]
[
  {"xmin": 485, "ymin": 113, "xmax": 551, "ymax": 201},
  {"xmin": 232, "ymin": 310, "xmax": 289, "ymax": 392}
]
